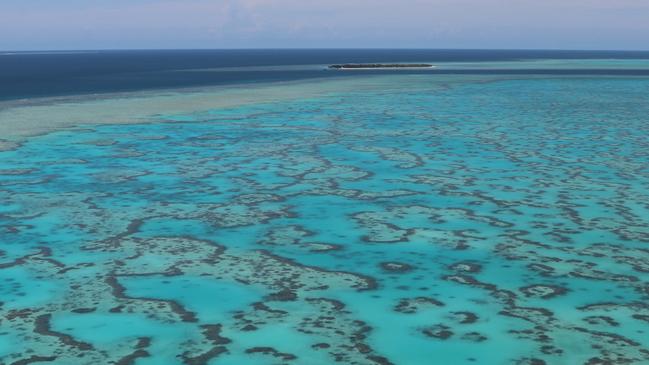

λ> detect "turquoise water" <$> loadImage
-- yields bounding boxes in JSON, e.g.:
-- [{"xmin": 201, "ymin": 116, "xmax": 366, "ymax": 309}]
[{"xmin": 1, "ymin": 75, "xmax": 649, "ymax": 364}]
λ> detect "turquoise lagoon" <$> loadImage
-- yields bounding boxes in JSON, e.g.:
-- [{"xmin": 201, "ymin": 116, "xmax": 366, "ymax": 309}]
[{"xmin": 1, "ymin": 70, "xmax": 649, "ymax": 365}]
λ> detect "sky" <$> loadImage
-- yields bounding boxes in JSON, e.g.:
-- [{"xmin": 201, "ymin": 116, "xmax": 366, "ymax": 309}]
[{"xmin": 1, "ymin": 0, "xmax": 649, "ymax": 51}]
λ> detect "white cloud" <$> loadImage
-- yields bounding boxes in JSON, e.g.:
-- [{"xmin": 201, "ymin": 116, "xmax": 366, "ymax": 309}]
[{"xmin": 1, "ymin": 0, "xmax": 648, "ymax": 49}]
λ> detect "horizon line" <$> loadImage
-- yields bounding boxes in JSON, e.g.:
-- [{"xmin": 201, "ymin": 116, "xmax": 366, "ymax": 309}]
[{"xmin": 3, "ymin": 47, "xmax": 649, "ymax": 54}]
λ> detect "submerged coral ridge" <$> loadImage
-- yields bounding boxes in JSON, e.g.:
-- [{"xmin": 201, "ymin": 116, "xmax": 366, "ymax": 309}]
[{"xmin": 1, "ymin": 75, "xmax": 649, "ymax": 364}]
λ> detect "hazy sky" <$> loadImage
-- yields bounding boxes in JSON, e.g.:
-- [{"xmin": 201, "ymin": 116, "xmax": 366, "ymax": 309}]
[{"xmin": 2, "ymin": 0, "xmax": 649, "ymax": 50}]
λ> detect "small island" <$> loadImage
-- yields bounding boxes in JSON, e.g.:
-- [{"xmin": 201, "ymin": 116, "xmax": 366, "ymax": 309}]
[{"xmin": 329, "ymin": 63, "xmax": 435, "ymax": 70}]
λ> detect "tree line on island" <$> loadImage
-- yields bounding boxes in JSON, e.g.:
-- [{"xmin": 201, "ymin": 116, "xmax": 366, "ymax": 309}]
[{"xmin": 329, "ymin": 63, "xmax": 434, "ymax": 69}]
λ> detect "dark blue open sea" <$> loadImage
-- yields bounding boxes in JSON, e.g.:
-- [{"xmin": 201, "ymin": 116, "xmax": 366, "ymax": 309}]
[
  {"xmin": 3, "ymin": 49, "xmax": 649, "ymax": 100},
  {"xmin": 1, "ymin": 50, "xmax": 649, "ymax": 365}
]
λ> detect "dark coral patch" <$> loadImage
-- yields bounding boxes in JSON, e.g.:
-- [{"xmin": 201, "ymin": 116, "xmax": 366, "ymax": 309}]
[
  {"xmin": 632, "ymin": 314, "xmax": 649, "ymax": 324},
  {"xmin": 0, "ymin": 168, "xmax": 36, "ymax": 175},
  {"xmin": 520, "ymin": 284, "xmax": 568, "ymax": 299},
  {"xmin": 461, "ymin": 332, "xmax": 487, "ymax": 342},
  {"xmin": 114, "ymin": 337, "xmax": 151, "ymax": 365},
  {"xmin": 449, "ymin": 311, "xmax": 479, "ymax": 324},
  {"xmin": 394, "ymin": 297, "xmax": 444, "ymax": 314},
  {"xmin": 422, "ymin": 324, "xmax": 453, "ymax": 340},
  {"xmin": 449, "ymin": 261, "xmax": 482, "ymax": 273},
  {"xmin": 265, "ymin": 288, "xmax": 298, "ymax": 302},
  {"xmin": 583, "ymin": 316, "xmax": 620, "ymax": 327},
  {"xmin": 245, "ymin": 347, "xmax": 297, "ymax": 361},
  {"xmin": 8, "ymin": 355, "xmax": 58, "ymax": 364},
  {"xmin": 34, "ymin": 314, "xmax": 94, "ymax": 351},
  {"xmin": 514, "ymin": 358, "xmax": 547, "ymax": 365},
  {"xmin": 380, "ymin": 262, "xmax": 414, "ymax": 273},
  {"xmin": 312, "ymin": 343, "xmax": 330, "ymax": 349}
]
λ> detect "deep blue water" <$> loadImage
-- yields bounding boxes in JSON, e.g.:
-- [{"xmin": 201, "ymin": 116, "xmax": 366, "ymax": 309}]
[{"xmin": 3, "ymin": 49, "xmax": 649, "ymax": 101}]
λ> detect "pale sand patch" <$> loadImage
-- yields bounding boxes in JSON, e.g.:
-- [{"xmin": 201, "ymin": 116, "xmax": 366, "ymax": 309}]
[
  {"xmin": 0, "ymin": 76, "xmax": 388, "ymax": 141},
  {"xmin": 0, "ymin": 74, "xmax": 500, "ymax": 143}
]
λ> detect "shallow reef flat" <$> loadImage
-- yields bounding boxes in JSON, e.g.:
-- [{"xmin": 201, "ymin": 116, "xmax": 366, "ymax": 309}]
[
  {"xmin": 1, "ymin": 75, "xmax": 649, "ymax": 364},
  {"xmin": 0, "ymin": 74, "xmax": 476, "ymax": 142}
]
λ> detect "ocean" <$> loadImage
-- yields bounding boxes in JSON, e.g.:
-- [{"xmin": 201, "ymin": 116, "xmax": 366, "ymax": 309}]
[
  {"xmin": 3, "ymin": 49, "xmax": 649, "ymax": 101},
  {"xmin": 1, "ymin": 50, "xmax": 648, "ymax": 365}
]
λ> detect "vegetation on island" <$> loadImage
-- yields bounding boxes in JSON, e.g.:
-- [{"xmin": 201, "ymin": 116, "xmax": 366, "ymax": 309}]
[{"xmin": 329, "ymin": 63, "xmax": 434, "ymax": 69}]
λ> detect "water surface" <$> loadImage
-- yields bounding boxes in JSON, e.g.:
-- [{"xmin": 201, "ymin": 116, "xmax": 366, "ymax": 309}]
[{"xmin": 1, "ymin": 55, "xmax": 649, "ymax": 365}]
